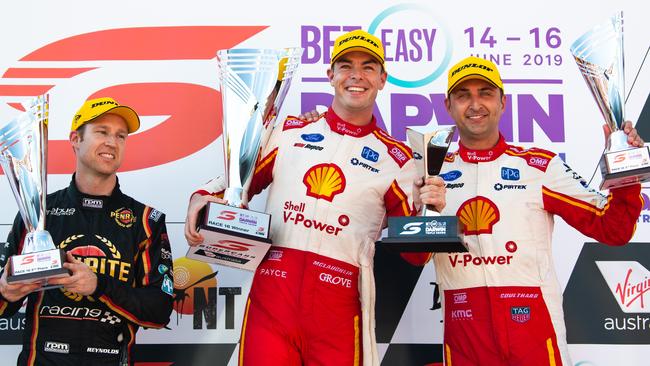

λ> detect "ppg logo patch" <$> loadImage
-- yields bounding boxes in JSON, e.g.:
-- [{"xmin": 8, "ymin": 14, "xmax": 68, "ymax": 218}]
[
  {"xmin": 301, "ymin": 133, "xmax": 324, "ymax": 143},
  {"xmin": 361, "ymin": 146, "xmax": 379, "ymax": 162},
  {"xmin": 511, "ymin": 306, "xmax": 531, "ymax": 323},
  {"xmin": 501, "ymin": 167, "xmax": 520, "ymax": 181}
]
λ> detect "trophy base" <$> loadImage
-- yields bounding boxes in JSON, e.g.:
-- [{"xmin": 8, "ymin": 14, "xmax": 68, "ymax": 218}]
[
  {"xmin": 377, "ymin": 236, "xmax": 467, "ymax": 253},
  {"xmin": 599, "ymin": 146, "xmax": 650, "ymax": 189},
  {"xmin": 7, "ymin": 248, "xmax": 69, "ymax": 285},
  {"xmin": 186, "ymin": 202, "xmax": 272, "ymax": 271},
  {"xmin": 380, "ymin": 216, "xmax": 467, "ymax": 253}
]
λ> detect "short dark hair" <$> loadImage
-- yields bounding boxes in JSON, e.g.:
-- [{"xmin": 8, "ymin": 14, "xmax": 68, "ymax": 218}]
[{"xmin": 75, "ymin": 124, "xmax": 87, "ymax": 141}]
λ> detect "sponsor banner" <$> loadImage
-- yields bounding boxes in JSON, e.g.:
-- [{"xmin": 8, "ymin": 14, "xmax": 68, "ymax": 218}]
[{"xmin": 565, "ymin": 243, "xmax": 650, "ymax": 344}]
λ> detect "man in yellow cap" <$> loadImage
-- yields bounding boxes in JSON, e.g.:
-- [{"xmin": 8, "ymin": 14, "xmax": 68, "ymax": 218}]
[
  {"xmin": 0, "ymin": 97, "xmax": 174, "ymax": 365},
  {"xmin": 404, "ymin": 56, "xmax": 644, "ymax": 365},
  {"xmin": 185, "ymin": 30, "xmax": 441, "ymax": 366}
]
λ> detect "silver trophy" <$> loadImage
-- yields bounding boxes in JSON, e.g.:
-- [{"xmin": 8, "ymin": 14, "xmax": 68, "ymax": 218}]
[
  {"xmin": 378, "ymin": 126, "xmax": 465, "ymax": 253},
  {"xmin": 571, "ymin": 12, "xmax": 650, "ymax": 189},
  {"xmin": 0, "ymin": 95, "xmax": 68, "ymax": 284},
  {"xmin": 187, "ymin": 48, "xmax": 303, "ymax": 270}
]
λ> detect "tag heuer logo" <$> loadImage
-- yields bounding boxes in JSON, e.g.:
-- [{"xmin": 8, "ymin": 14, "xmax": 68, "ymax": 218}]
[
  {"xmin": 511, "ymin": 306, "xmax": 531, "ymax": 323},
  {"xmin": 82, "ymin": 197, "xmax": 103, "ymax": 209},
  {"xmin": 44, "ymin": 341, "xmax": 69, "ymax": 354}
]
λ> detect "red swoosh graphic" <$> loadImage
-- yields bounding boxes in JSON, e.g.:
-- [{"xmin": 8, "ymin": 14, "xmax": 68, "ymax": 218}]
[
  {"xmin": 21, "ymin": 26, "xmax": 267, "ymax": 61},
  {"xmin": 1, "ymin": 25, "xmax": 268, "ymax": 174},
  {"xmin": 48, "ymin": 82, "xmax": 222, "ymax": 173}
]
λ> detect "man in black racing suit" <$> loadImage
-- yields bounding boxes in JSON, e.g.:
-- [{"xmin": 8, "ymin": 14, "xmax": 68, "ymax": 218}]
[{"xmin": 0, "ymin": 97, "xmax": 174, "ymax": 365}]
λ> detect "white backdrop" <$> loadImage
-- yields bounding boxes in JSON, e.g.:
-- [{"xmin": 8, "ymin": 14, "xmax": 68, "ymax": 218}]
[{"xmin": 0, "ymin": 0, "xmax": 648, "ymax": 365}]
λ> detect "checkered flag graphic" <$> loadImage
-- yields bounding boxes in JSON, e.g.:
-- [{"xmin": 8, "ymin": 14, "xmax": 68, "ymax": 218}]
[{"xmin": 100, "ymin": 312, "xmax": 122, "ymax": 324}]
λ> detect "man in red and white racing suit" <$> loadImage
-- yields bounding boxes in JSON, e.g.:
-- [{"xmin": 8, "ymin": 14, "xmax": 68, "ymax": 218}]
[
  {"xmin": 404, "ymin": 56, "xmax": 644, "ymax": 366},
  {"xmin": 185, "ymin": 30, "xmax": 430, "ymax": 366}
]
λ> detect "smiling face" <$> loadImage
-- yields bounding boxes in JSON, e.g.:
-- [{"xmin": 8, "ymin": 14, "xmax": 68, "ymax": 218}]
[
  {"xmin": 327, "ymin": 50, "xmax": 387, "ymax": 126},
  {"xmin": 445, "ymin": 78, "xmax": 506, "ymax": 149},
  {"xmin": 70, "ymin": 113, "xmax": 128, "ymax": 179}
]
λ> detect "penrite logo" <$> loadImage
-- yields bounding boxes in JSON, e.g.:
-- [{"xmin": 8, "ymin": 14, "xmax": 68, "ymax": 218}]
[
  {"xmin": 564, "ymin": 243, "xmax": 650, "ymax": 344},
  {"xmin": 0, "ymin": 26, "xmax": 266, "ymax": 176}
]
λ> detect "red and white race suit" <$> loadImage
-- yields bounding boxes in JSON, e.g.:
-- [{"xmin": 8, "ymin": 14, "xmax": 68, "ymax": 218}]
[
  {"xmin": 404, "ymin": 135, "xmax": 642, "ymax": 366},
  {"xmin": 197, "ymin": 107, "xmax": 418, "ymax": 366}
]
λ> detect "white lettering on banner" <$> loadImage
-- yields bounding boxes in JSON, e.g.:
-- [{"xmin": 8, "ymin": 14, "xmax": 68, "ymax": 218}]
[
  {"xmin": 596, "ymin": 261, "xmax": 650, "ymax": 313},
  {"xmin": 258, "ymin": 268, "xmax": 287, "ymax": 278},
  {"xmin": 449, "ymin": 253, "xmax": 513, "ymax": 267},
  {"xmin": 319, "ymin": 272, "xmax": 352, "ymax": 288},
  {"xmin": 603, "ymin": 316, "xmax": 650, "ymax": 331}
]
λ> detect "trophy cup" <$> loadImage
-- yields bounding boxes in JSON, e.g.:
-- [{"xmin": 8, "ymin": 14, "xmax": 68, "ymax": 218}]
[
  {"xmin": 571, "ymin": 12, "xmax": 650, "ymax": 189},
  {"xmin": 186, "ymin": 48, "xmax": 303, "ymax": 271},
  {"xmin": 378, "ymin": 126, "xmax": 466, "ymax": 252},
  {"xmin": 0, "ymin": 95, "xmax": 68, "ymax": 285}
]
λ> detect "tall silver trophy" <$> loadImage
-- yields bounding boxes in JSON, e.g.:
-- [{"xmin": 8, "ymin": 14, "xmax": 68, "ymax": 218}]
[
  {"xmin": 571, "ymin": 12, "xmax": 650, "ymax": 189},
  {"xmin": 379, "ymin": 126, "xmax": 465, "ymax": 252},
  {"xmin": 0, "ymin": 95, "xmax": 68, "ymax": 284},
  {"xmin": 187, "ymin": 48, "xmax": 303, "ymax": 271}
]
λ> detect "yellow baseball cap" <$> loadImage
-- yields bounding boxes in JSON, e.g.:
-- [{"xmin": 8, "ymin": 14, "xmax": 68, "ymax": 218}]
[
  {"xmin": 330, "ymin": 29, "xmax": 385, "ymax": 66},
  {"xmin": 71, "ymin": 97, "xmax": 140, "ymax": 133},
  {"xmin": 447, "ymin": 56, "xmax": 504, "ymax": 95}
]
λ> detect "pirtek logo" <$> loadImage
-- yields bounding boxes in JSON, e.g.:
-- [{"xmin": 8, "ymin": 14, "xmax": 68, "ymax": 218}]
[{"xmin": 596, "ymin": 261, "xmax": 650, "ymax": 313}]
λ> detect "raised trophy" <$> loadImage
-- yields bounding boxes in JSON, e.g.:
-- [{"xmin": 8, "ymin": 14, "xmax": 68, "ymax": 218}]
[
  {"xmin": 186, "ymin": 48, "xmax": 303, "ymax": 271},
  {"xmin": 571, "ymin": 12, "xmax": 650, "ymax": 189},
  {"xmin": 378, "ymin": 126, "xmax": 466, "ymax": 252},
  {"xmin": 0, "ymin": 94, "xmax": 68, "ymax": 285}
]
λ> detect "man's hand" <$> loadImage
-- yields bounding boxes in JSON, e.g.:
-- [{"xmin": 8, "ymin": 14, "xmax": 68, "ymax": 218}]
[
  {"xmin": 48, "ymin": 252, "xmax": 96, "ymax": 296},
  {"xmin": 603, "ymin": 120, "xmax": 645, "ymax": 148},
  {"xmin": 0, "ymin": 265, "xmax": 42, "ymax": 302},
  {"xmin": 184, "ymin": 193, "xmax": 228, "ymax": 246},
  {"xmin": 298, "ymin": 109, "xmax": 320, "ymax": 122},
  {"xmin": 414, "ymin": 176, "xmax": 447, "ymax": 213}
]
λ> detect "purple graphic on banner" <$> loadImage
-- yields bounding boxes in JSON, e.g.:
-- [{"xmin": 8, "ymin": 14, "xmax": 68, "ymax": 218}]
[{"xmin": 301, "ymin": 92, "xmax": 565, "ymax": 143}]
